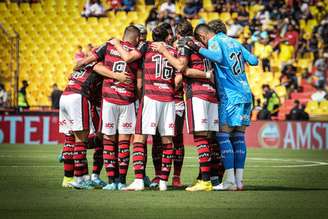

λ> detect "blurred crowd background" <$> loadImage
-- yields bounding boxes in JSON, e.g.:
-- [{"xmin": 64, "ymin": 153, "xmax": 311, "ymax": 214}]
[{"xmin": 0, "ymin": 0, "xmax": 327, "ymax": 121}]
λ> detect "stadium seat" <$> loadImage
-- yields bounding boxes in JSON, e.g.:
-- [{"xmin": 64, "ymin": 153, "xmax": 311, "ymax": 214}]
[
  {"xmin": 320, "ymin": 101, "xmax": 328, "ymax": 113},
  {"xmin": 0, "ymin": 2, "xmax": 7, "ymax": 12},
  {"xmin": 275, "ymin": 86, "xmax": 287, "ymax": 98},
  {"xmin": 305, "ymin": 101, "xmax": 319, "ymax": 114}
]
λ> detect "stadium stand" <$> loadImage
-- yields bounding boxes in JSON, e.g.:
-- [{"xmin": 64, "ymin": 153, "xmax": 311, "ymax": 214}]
[{"xmin": 0, "ymin": 0, "xmax": 327, "ymax": 120}]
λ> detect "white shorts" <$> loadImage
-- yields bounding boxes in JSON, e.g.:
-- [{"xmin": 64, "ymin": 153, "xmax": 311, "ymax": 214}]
[
  {"xmin": 101, "ymin": 100, "xmax": 136, "ymax": 135},
  {"xmin": 136, "ymin": 96, "xmax": 175, "ymax": 136},
  {"xmin": 186, "ymin": 97, "xmax": 219, "ymax": 133},
  {"xmin": 59, "ymin": 93, "xmax": 94, "ymax": 134}
]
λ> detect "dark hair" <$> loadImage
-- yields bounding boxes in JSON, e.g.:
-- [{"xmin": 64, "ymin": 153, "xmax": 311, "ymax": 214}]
[
  {"xmin": 208, "ymin": 19, "xmax": 227, "ymax": 34},
  {"xmin": 194, "ymin": 23, "xmax": 212, "ymax": 41},
  {"xmin": 159, "ymin": 22, "xmax": 172, "ymax": 31},
  {"xmin": 294, "ymin": 100, "xmax": 300, "ymax": 105},
  {"xmin": 262, "ymin": 84, "xmax": 270, "ymax": 89},
  {"xmin": 124, "ymin": 25, "xmax": 140, "ymax": 38},
  {"xmin": 176, "ymin": 20, "xmax": 193, "ymax": 37},
  {"xmin": 0, "ymin": 83, "xmax": 4, "ymax": 90},
  {"xmin": 152, "ymin": 25, "xmax": 169, "ymax": 42}
]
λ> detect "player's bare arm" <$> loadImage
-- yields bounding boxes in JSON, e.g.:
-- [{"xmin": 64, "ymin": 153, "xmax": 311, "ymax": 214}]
[
  {"xmin": 110, "ymin": 38, "xmax": 142, "ymax": 63},
  {"xmin": 184, "ymin": 68, "xmax": 214, "ymax": 81},
  {"xmin": 151, "ymin": 42, "xmax": 188, "ymax": 72},
  {"xmin": 74, "ymin": 53, "xmax": 98, "ymax": 70},
  {"xmin": 136, "ymin": 69, "xmax": 143, "ymax": 98},
  {"xmin": 93, "ymin": 62, "xmax": 131, "ymax": 83},
  {"xmin": 175, "ymin": 73, "xmax": 183, "ymax": 88}
]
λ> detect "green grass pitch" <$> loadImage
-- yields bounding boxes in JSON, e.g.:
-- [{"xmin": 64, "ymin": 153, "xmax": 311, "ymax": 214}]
[{"xmin": 0, "ymin": 144, "xmax": 328, "ymax": 219}]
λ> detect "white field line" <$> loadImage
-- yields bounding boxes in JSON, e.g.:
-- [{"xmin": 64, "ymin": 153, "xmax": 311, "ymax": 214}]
[{"xmin": 0, "ymin": 157, "xmax": 327, "ymax": 168}]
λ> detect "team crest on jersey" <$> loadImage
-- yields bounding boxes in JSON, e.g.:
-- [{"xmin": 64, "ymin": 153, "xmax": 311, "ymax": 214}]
[{"xmin": 210, "ymin": 42, "xmax": 219, "ymax": 51}]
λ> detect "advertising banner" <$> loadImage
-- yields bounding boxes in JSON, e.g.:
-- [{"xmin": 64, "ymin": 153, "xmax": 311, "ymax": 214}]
[{"xmin": 0, "ymin": 114, "xmax": 327, "ymax": 149}]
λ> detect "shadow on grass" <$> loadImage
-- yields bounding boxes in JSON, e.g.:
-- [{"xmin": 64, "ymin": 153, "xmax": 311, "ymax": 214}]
[
  {"xmin": 245, "ymin": 185, "xmax": 328, "ymax": 191},
  {"xmin": 140, "ymin": 185, "xmax": 328, "ymax": 192}
]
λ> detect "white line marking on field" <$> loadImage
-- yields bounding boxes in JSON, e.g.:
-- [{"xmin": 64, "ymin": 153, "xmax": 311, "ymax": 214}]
[{"xmin": 0, "ymin": 157, "xmax": 327, "ymax": 168}]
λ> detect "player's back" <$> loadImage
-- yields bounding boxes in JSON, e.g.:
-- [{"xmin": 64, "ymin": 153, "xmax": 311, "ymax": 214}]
[
  {"xmin": 179, "ymin": 37, "xmax": 217, "ymax": 103},
  {"xmin": 64, "ymin": 63, "xmax": 103, "ymax": 101},
  {"xmin": 102, "ymin": 41, "xmax": 139, "ymax": 105},
  {"xmin": 143, "ymin": 42, "xmax": 177, "ymax": 102},
  {"xmin": 212, "ymin": 33, "xmax": 257, "ymax": 104}
]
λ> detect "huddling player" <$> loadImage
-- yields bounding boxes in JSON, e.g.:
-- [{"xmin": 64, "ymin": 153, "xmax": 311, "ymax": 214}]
[
  {"xmin": 93, "ymin": 25, "xmax": 142, "ymax": 190},
  {"xmin": 149, "ymin": 23, "xmax": 185, "ymax": 189},
  {"xmin": 189, "ymin": 20, "xmax": 258, "ymax": 191},
  {"xmin": 59, "ymin": 45, "xmax": 130, "ymax": 189},
  {"xmin": 122, "ymin": 25, "xmax": 181, "ymax": 191},
  {"xmin": 151, "ymin": 20, "xmax": 225, "ymax": 192}
]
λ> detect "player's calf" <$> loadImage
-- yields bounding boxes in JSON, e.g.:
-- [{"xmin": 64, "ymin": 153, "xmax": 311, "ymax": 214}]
[{"xmin": 230, "ymin": 130, "xmax": 247, "ymax": 190}]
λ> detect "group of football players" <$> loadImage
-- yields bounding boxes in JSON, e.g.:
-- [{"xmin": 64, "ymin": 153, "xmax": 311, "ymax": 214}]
[{"xmin": 58, "ymin": 18, "xmax": 258, "ymax": 192}]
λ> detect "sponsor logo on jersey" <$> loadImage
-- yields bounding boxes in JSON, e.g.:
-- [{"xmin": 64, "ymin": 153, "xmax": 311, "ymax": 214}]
[
  {"xmin": 201, "ymin": 119, "xmax": 208, "ymax": 124},
  {"xmin": 105, "ymin": 122, "xmax": 114, "ymax": 129},
  {"xmin": 110, "ymin": 85, "xmax": 127, "ymax": 93},
  {"xmin": 122, "ymin": 122, "xmax": 132, "ymax": 128},
  {"xmin": 153, "ymin": 83, "xmax": 169, "ymax": 89}
]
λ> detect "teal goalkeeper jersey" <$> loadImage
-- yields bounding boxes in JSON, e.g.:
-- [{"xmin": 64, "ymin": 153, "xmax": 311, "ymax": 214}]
[{"xmin": 199, "ymin": 32, "xmax": 258, "ymax": 104}]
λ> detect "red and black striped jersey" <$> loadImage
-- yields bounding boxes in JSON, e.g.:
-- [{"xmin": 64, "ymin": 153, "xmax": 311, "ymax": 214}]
[
  {"xmin": 63, "ymin": 63, "xmax": 103, "ymax": 106},
  {"xmin": 141, "ymin": 42, "xmax": 178, "ymax": 102},
  {"xmin": 97, "ymin": 41, "xmax": 140, "ymax": 105},
  {"xmin": 178, "ymin": 37, "xmax": 218, "ymax": 103}
]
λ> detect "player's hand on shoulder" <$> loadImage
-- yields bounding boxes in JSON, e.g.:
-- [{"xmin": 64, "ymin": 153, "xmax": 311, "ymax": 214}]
[
  {"xmin": 207, "ymin": 69, "xmax": 215, "ymax": 83},
  {"xmin": 114, "ymin": 71, "xmax": 131, "ymax": 83},
  {"xmin": 185, "ymin": 38, "xmax": 200, "ymax": 52},
  {"xmin": 110, "ymin": 38, "xmax": 120, "ymax": 46},
  {"xmin": 151, "ymin": 42, "xmax": 167, "ymax": 53},
  {"xmin": 74, "ymin": 61, "xmax": 84, "ymax": 71}
]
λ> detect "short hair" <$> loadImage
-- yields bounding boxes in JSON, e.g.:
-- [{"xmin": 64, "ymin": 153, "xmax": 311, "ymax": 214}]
[
  {"xmin": 176, "ymin": 20, "xmax": 193, "ymax": 37},
  {"xmin": 262, "ymin": 84, "xmax": 270, "ymax": 89},
  {"xmin": 158, "ymin": 22, "xmax": 173, "ymax": 36},
  {"xmin": 294, "ymin": 100, "xmax": 300, "ymax": 105},
  {"xmin": 124, "ymin": 25, "xmax": 140, "ymax": 39},
  {"xmin": 208, "ymin": 19, "xmax": 227, "ymax": 34},
  {"xmin": 152, "ymin": 25, "xmax": 169, "ymax": 42},
  {"xmin": 134, "ymin": 24, "xmax": 147, "ymax": 34},
  {"xmin": 194, "ymin": 23, "xmax": 212, "ymax": 41}
]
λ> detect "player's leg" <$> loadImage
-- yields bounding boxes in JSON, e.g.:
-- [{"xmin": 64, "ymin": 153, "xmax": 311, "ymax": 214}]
[
  {"xmin": 230, "ymin": 103, "xmax": 251, "ymax": 191},
  {"xmin": 172, "ymin": 112, "xmax": 185, "ymax": 188},
  {"xmin": 231, "ymin": 126, "xmax": 247, "ymax": 191},
  {"xmin": 214, "ymin": 103, "xmax": 243, "ymax": 191},
  {"xmin": 90, "ymin": 133, "xmax": 106, "ymax": 187},
  {"xmin": 158, "ymin": 100, "xmax": 176, "ymax": 191},
  {"xmin": 185, "ymin": 97, "xmax": 212, "ymax": 192},
  {"xmin": 214, "ymin": 125, "xmax": 236, "ymax": 191},
  {"xmin": 123, "ymin": 134, "xmax": 147, "ymax": 191},
  {"xmin": 69, "ymin": 94, "xmax": 94, "ymax": 189},
  {"xmin": 124, "ymin": 97, "xmax": 156, "ymax": 191},
  {"xmin": 185, "ymin": 96, "xmax": 202, "ymax": 185},
  {"xmin": 150, "ymin": 130, "xmax": 162, "ymax": 188},
  {"xmin": 207, "ymin": 102, "xmax": 224, "ymax": 186},
  {"xmin": 61, "ymin": 133, "xmax": 75, "ymax": 187},
  {"xmin": 115, "ymin": 102, "xmax": 136, "ymax": 190},
  {"xmin": 88, "ymin": 105, "xmax": 106, "ymax": 188},
  {"xmin": 59, "ymin": 95, "xmax": 75, "ymax": 187},
  {"xmin": 101, "ymin": 100, "xmax": 119, "ymax": 190},
  {"xmin": 71, "ymin": 129, "xmax": 93, "ymax": 189}
]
